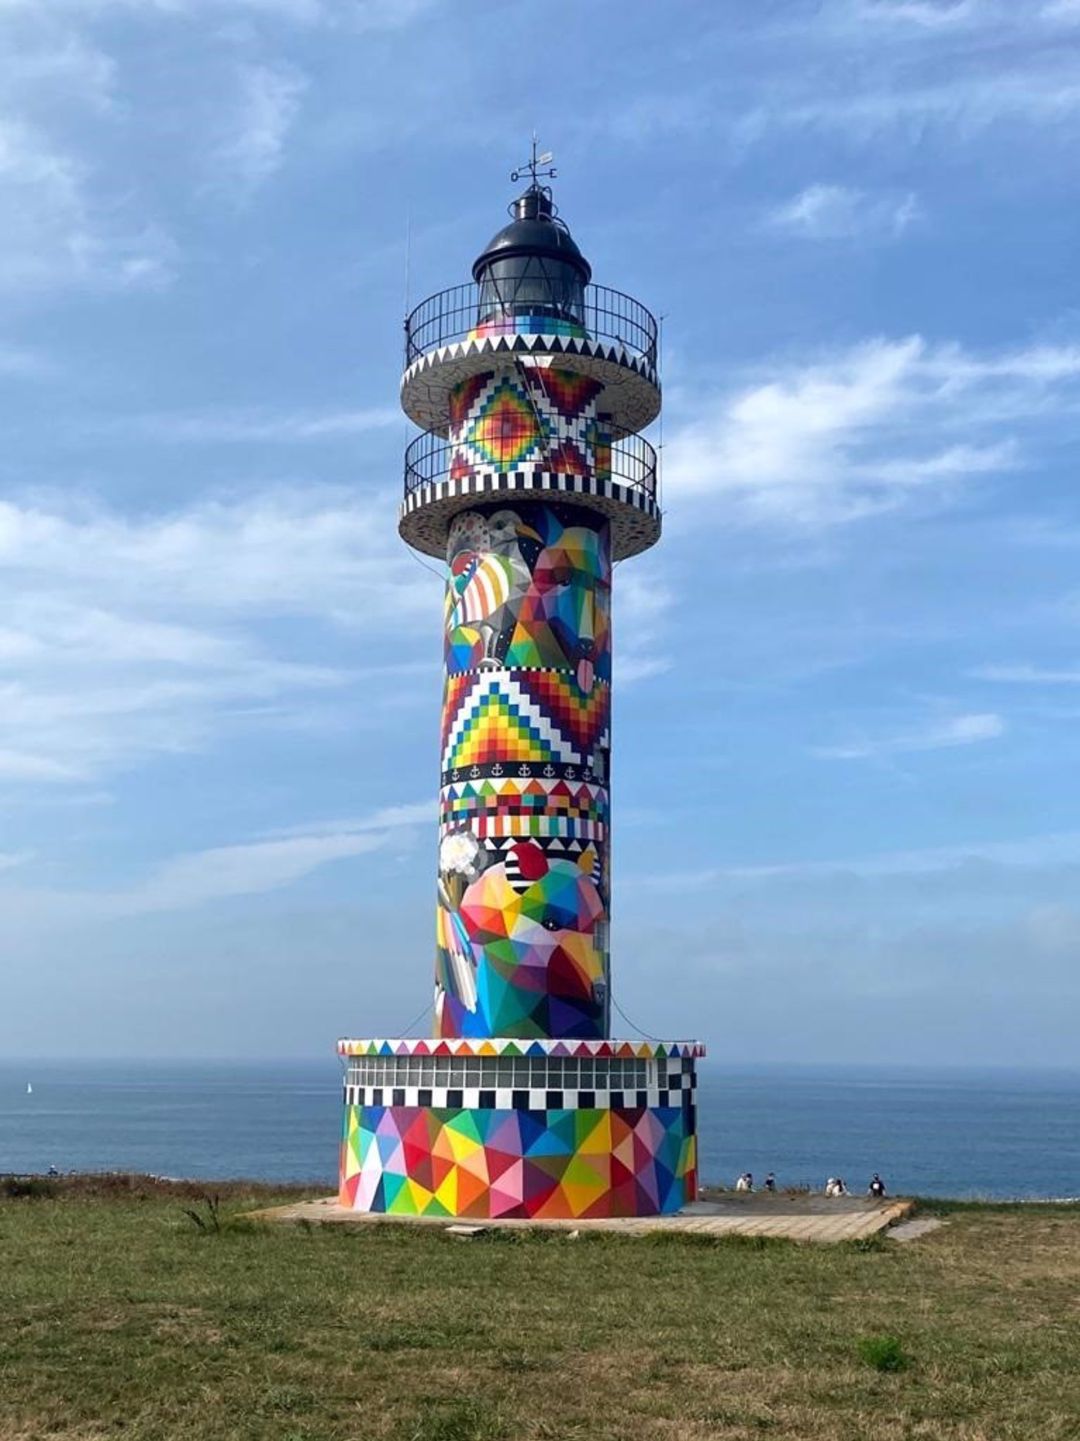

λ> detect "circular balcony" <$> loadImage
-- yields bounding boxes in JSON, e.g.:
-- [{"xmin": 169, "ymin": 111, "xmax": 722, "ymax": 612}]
[
  {"xmin": 405, "ymin": 282, "xmax": 658, "ymax": 369},
  {"xmin": 398, "ymin": 428, "xmax": 662, "ymax": 562},
  {"xmin": 400, "ymin": 283, "xmax": 661, "ymax": 437}
]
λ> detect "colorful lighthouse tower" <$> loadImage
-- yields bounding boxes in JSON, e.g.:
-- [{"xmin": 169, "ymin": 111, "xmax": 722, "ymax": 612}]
[{"xmin": 338, "ymin": 154, "xmax": 703, "ymax": 1220}]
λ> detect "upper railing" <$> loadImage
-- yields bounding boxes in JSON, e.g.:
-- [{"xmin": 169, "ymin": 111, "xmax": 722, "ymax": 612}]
[
  {"xmin": 403, "ymin": 428, "xmax": 659, "ymax": 506},
  {"xmin": 404, "ymin": 282, "xmax": 659, "ymax": 372}
]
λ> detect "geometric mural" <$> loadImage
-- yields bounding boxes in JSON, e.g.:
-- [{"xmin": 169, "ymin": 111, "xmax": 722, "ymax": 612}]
[
  {"xmin": 447, "ymin": 365, "xmax": 609, "ymax": 497},
  {"xmin": 441, "ymin": 673, "xmax": 583, "ymax": 770},
  {"xmin": 339, "ymin": 1101, "xmax": 697, "ymax": 1219},
  {"xmin": 436, "ymin": 490, "xmax": 613, "ymax": 1041},
  {"xmin": 441, "ymin": 673, "xmax": 610, "ymax": 772},
  {"xmin": 440, "ymin": 776, "xmax": 608, "ymax": 841}
]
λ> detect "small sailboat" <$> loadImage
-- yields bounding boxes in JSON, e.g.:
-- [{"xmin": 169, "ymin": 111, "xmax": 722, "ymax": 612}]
[{"xmin": 26, "ymin": 1082, "xmax": 32, "ymax": 1095}]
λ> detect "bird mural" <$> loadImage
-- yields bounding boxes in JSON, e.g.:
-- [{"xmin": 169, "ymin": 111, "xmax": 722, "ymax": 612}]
[{"xmin": 444, "ymin": 509, "xmax": 541, "ymax": 671}]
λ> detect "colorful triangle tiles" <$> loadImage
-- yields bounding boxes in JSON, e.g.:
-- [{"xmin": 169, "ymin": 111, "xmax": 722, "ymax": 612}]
[{"xmin": 340, "ymin": 1102, "xmax": 695, "ymax": 1220}]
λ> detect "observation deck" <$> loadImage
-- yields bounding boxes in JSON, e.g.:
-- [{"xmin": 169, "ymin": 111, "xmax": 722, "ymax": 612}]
[
  {"xmin": 400, "ymin": 280, "xmax": 661, "ymax": 435},
  {"xmin": 398, "ymin": 287, "xmax": 663, "ymax": 561},
  {"xmin": 400, "ymin": 419, "xmax": 661, "ymax": 561}
]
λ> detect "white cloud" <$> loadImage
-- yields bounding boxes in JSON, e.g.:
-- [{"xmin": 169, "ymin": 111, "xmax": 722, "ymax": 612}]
[
  {"xmin": 739, "ymin": 72, "xmax": 1080, "ymax": 146},
  {"xmin": 349, "ymin": 0, "xmax": 438, "ymax": 29},
  {"xmin": 0, "ymin": 851, "xmax": 31, "ymax": 872},
  {"xmin": 0, "ymin": 0, "xmax": 442, "ymax": 22},
  {"xmin": 0, "ymin": 800, "xmax": 432, "ymax": 915},
  {"xmin": 210, "ymin": 61, "xmax": 306, "ymax": 198},
  {"xmin": 647, "ymin": 826, "xmax": 1080, "ymax": 889},
  {"xmin": 971, "ymin": 664, "xmax": 1080, "ymax": 685},
  {"xmin": 0, "ymin": 107, "xmax": 173, "ymax": 294},
  {"xmin": 1043, "ymin": 0, "xmax": 1080, "ymax": 18},
  {"xmin": 0, "ymin": 0, "xmax": 326, "ymax": 15},
  {"xmin": 0, "ymin": 343, "xmax": 54, "ymax": 377},
  {"xmin": 112, "ymin": 831, "xmax": 384, "ymax": 913},
  {"xmin": 0, "ymin": 749, "xmax": 82, "ymax": 781},
  {"xmin": 813, "ymin": 711, "xmax": 1004, "ymax": 759},
  {"xmin": 767, "ymin": 183, "xmax": 920, "ymax": 240},
  {"xmin": 617, "ymin": 655, "xmax": 670, "ymax": 684},
  {"xmin": 662, "ymin": 336, "xmax": 1080, "ymax": 526},
  {"xmin": 0, "ymin": 487, "xmax": 436, "ymax": 787},
  {"xmin": 0, "ymin": 22, "xmax": 115, "ymax": 107},
  {"xmin": 0, "ymin": 488, "xmax": 429, "ymax": 616},
  {"xmin": 104, "ymin": 405, "xmax": 400, "ymax": 443},
  {"xmin": 849, "ymin": 0, "xmax": 979, "ymax": 26},
  {"xmin": 612, "ymin": 568, "xmax": 673, "ymax": 683},
  {"xmin": 263, "ymin": 800, "xmax": 434, "ymax": 839}
]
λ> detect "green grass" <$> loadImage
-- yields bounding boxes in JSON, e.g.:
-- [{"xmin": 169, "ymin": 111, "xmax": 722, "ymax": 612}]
[
  {"xmin": 1, "ymin": 1179, "xmax": 1079, "ymax": 1440},
  {"xmin": 854, "ymin": 1334, "xmax": 909, "ymax": 1373}
]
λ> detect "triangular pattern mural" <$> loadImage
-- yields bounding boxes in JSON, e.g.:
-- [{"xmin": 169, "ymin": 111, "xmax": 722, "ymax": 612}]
[{"xmin": 340, "ymin": 1102, "xmax": 695, "ymax": 1220}]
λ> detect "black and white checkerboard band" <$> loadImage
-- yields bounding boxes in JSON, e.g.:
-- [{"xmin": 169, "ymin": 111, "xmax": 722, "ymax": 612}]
[
  {"xmin": 398, "ymin": 473, "xmax": 662, "ymax": 563},
  {"xmin": 343, "ymin": 1084, "xmax": 696, "ymax": 1114},
  {"xmin": 403, "ymin": 469, "xmax": 659, "ymax": 513},
  {"xmin": 343, "ymin": 1056, "xmax": 697, "ymax": 1114}
]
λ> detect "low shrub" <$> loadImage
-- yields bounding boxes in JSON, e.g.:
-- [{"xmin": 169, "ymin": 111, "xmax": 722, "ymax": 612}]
[
  {"xmin": 2, "ymin": 1176, "xmax": 59, "ymax": 1200},
  {"xmin": 856, "ymin": 1333, "xmax": 909, "ymax": 1373}
]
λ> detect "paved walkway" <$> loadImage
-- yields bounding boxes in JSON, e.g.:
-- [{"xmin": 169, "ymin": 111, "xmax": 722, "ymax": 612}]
[{"xmin": 248, "ymin": 1192, "xmax": 914, "ymax": 1243}]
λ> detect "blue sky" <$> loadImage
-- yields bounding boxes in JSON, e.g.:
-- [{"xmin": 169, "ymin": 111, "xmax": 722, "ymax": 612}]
[{"xmin": 3, "ymin": 0, "xmax": 1080, "ymax": 1065}]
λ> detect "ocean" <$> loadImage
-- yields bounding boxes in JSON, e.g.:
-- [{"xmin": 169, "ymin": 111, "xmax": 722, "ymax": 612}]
[{"xmin": 2, "ymin": 1060, "xmax": 1078, "ymax": 1199}]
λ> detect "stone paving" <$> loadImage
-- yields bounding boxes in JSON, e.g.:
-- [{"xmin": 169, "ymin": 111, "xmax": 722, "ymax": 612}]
[
  {"xmin": 887, "ymin": 1216, "xmax": 946, "ymax": 1243},
  {"xmin": 247, "ymin": 1191, "xmax": 915, "ymax": 1243}
]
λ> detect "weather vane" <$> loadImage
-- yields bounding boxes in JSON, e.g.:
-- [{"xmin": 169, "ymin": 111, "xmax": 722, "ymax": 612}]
[{"xmin": 511, "ymin": 135, "xmax": 556, "ymax": 187}]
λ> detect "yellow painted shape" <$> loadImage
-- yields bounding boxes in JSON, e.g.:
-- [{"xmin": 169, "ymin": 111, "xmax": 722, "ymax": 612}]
[
  {"xmin": 404, "ymin": 1178, "xmax": 433, "ymax": 1214},
  {"xmin": 445, "ymin": 1126, "xmax": 483, "ymax": 1164},
  {"xmin": 434, "ymin": 1167, "xmax": 458, "ymax": 1215},
  {"xmin": 576, "ymin": 1110, "xmax": 612, "ymax": 1155}
]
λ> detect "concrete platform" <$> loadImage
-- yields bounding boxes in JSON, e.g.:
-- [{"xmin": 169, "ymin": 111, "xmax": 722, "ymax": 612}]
[
  {"xmin": 888, "ymin": 1215, "xmax": 945, "ymax": 1243},
  {"xmin": 246, "ymin": 1191, "xmax": 914, "ymax": 1243}
]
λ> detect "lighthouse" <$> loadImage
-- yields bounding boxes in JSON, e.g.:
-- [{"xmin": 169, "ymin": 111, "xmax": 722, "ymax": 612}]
[{"xmin": 338, "ymin": 153, "xmax": 703, "ymax": 1220}]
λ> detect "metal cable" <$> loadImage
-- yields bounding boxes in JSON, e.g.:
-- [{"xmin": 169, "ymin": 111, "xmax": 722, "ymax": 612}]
[
  {"xmin": 393, "ymin": 998, "xmax": 434, "ymax": 1038},
  {"xmin": 609, "ymin": 991, "xmax": 665, "ymax": 1043}
]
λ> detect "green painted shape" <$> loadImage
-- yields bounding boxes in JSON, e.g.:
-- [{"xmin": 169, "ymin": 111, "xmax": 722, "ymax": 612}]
[
  {"xmin": 445, "ymin": 1109, "xmax": 483, "ymax": 1144},
  {"xmin": 382, "ymin": 1173, "xmax": 410, "ymax": 1208}
]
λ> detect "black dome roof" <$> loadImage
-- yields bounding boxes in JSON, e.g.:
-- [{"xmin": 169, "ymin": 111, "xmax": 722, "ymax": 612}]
[{"xmin": 472, "ymin": 186, "xmax": 592, "ymax": 285}]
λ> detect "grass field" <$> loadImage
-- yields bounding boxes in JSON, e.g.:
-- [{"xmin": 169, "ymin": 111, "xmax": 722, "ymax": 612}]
[{"xmin": 1, "ymin": 1178, "xmax": 1078, "ymax": 1440}]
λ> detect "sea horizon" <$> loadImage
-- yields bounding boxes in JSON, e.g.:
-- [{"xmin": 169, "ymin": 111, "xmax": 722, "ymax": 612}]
[{"xmin": 4, "ymin": 1058, "xmax": 1078, "ymax": 1201}]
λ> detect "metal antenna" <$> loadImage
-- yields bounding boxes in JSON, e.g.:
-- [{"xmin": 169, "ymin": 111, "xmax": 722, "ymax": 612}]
[
  {"xmin": 402, "ymin": 209, "xmax": 412, "ymax": 317},
  {"xmin": 510, "ymin": 133, "xmax": 557, "ymax": 187}
]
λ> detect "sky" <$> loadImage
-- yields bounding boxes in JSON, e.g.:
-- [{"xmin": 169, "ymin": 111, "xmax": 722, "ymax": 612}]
[{"xmin": 2, "ymin": 0, "xmax": 1080, "ymax": 1066}]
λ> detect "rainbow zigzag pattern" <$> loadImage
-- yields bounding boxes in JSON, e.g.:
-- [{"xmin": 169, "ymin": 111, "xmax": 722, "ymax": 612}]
[
  {"xmin": 515, "ymin": 672, "xmax": 609, "ymax": 757},
  {"xmin": 441, "ymin": 674, "xmax": 609, "ymax": 771},
  {"xmin": 338, "ymin": 1038, "xmax": 705, "ymax": 1059},
  {"xmin": 442, "ymin": 674, "xmax": 580, "ymax": 770},
  {"xmin": 529, "ymin": 368, "xmax": 602, "ymax": 419}
]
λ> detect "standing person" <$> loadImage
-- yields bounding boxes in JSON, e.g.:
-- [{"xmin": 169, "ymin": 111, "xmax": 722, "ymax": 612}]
[{"xmin": 869, "ymin": 1173, "xmax": 886, "ymax": 1198}]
